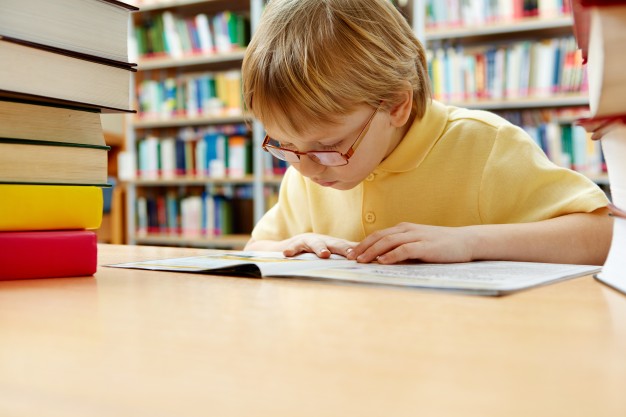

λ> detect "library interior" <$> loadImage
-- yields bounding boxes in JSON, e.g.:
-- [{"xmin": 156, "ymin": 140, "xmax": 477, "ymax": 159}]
[{"xmin": 1, "ymin": 0, "xmax": 625, "ymax": 416}]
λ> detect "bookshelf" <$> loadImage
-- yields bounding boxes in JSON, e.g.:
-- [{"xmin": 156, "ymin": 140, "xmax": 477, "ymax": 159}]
[
  {"xmin": 125, "ymin": 0, "xmax": 270, "ymax": 248},
  {"xmin": 124, "ymin": 0, "xmax": 605, "ymax": 249},
  {"xmin": 124, "ymin": 0, "xmax": 417, "ymax": 248},
  {"xmin": 419, "ymin": 0, "xmax": 608, "ymax": 184}
]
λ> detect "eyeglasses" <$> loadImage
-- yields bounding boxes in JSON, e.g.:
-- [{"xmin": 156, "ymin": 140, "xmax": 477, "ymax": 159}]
[{"xmin": 262, "ymin": 105, "xmax": 379, "ymax": 167}]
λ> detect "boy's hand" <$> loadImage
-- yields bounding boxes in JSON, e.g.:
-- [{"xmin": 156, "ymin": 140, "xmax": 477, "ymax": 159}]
[
  {"xmin": 348, "ymin": 223, "xmax": 475, "ymax": 264},
  {"xmin": 283, "ymin": 233, "xmax": 357, "ymax": 259}
]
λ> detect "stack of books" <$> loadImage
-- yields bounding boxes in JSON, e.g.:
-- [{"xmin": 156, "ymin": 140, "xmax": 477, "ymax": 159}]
[
  {"xmin": 0, "ymin": 0, "xmax": 137, "ymax": 280},
  {"xmin": 572, "ymin": 0, "xmax": 626, "ymax": 295}
]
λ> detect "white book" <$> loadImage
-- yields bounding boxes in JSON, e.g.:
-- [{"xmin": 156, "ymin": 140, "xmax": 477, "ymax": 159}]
[
  {"xmin": 181, "ymin": 196, "xmax": 202, "ymax": 237},
  {"xmin": 140, "ymin": 136, "xmax": 160, "ymax": 180},
  {"xmin": 160, "ymin": 137, "xmax": 176, "ymax": 179},
  {"xmin": 108, "ymin": 252, "xmax": 600, "ymax": 296},
  {"xmin": 596, "ymin": 126, "xmax": 626, "ymax": 295},
  {"xmin": 162, "ymin": 11, "xmax": 183, "ymax": 58},
  {"xmin": 195, "ymin": 14, "xmax": 214, "ymax": 54},
  {"xmin": 587, "ymin": 6, "xmax": 626, "ymax": 117}
]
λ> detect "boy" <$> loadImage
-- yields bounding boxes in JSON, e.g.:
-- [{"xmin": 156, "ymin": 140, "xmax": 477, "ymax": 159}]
[{"xmin": 241, "ymin": 0, "xmax": 612, "ymax": 265}]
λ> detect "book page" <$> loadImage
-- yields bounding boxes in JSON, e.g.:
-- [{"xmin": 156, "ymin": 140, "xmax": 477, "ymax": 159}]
[
  {"xmin": 108, "ymin": 251, "xmax": 352, "ymax": 276},
  {"xmin": 110, "ymin": 253, "xmax": 600, "ymax": 295},
  {"xmin": 280, "ymin": 261, "xmax": 600, "ymax": 295}
]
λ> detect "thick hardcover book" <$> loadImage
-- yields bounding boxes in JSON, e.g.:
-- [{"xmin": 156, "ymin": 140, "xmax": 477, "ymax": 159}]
[
  {"xmin": 0, "ymin": 37, "xmax": 134, "ymax": 112},
  {"xmin": 572, "ymin": 0, "xmax": 626, "ymax": 117},
  {"xmin": 0, "ymin": 230, "xmax": 97, "ymax": 280},
  {"xmin": 109, "ymin": 251, "xmax": 601, "ymax": 296},
  {"xmin": 0, "ymin": 0, "xmax": 137, "ymax": 63},
  {"xmin": 0, "ymin": 99, "xmax": 105, "ymax": 146},
  {"xmin": 0, "ymin": 184, "xmax": 103, "ymax": 231},
  {"xmin": 0, "ymin": 139, "xmax": 109, "ymax": 185}
]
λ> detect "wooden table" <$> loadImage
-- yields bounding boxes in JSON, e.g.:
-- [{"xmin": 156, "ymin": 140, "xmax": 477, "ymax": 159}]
[{"xmin": 1, "ymin": 244, "xmax": 625, "ymax": 417}]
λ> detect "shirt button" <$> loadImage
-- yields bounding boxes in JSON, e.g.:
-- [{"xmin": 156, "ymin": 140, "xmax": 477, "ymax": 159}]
[
  {"xmin": 365, "ymin": 212, "xmax": 376, "ymax": 223},
  {"xmin": 366, "ymin": 173, "xmax": 376, "ymax": 182}
]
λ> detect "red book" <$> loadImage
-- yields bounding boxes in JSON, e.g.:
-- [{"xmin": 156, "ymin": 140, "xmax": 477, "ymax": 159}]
[{"xmin": 0, "ymin": 230, "xmax": 97, "ymax": 280}]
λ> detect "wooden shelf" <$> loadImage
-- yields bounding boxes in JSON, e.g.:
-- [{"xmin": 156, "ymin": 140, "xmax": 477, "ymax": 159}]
[
  {"xmin": 132, "ymin": 0, "xmax": 214, "ymax": 12},
  {"xmin": 134, "ymin": 233, "xmax": 250, "ymax": 249},
  {"xmin": 137, "ymin": 49, "xmax": 246, "ymax": 70},
  {"xmin": 129, "ymin": 176, "xmax": 255, "ymax": 186},
  {"xmin": 132, "ymin": 113, "xmax": 251, "ymax": 129},
  {"xmin": 446, "ymin": 94, "xmax": 589, "ymax": 110},
  {"xmin": 426, "ymin": 15, "xmax": 574, "ymax": 41},
  {"xmin": 127, "ymin": 176, "xmax": 283, "ymax": 186}
]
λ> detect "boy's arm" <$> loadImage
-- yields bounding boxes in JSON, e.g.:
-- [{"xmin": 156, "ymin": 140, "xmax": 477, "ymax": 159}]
[{"xmin": 350, "ymin": 208, "xmax": 613, "ymax": 266}]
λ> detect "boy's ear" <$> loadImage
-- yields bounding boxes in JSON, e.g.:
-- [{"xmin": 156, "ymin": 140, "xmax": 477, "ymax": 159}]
[{"xmin": 388, "ymin": 86, "xmax": 413, "ymax": 127}]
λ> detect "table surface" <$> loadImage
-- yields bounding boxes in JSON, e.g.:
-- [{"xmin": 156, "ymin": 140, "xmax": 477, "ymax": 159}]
[{"xmin": 1, "ymin": 244, "xmax": 625, "ymax": 417}]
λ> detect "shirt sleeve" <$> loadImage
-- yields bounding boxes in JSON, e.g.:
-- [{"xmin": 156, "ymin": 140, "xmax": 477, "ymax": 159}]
[
  {"xmin": 250, "ymin": 167, "xmax": 313, "ymax": 241},
  {"xmin": 478, "ymin": 123, "xmax": 609, "ymax": 224}
]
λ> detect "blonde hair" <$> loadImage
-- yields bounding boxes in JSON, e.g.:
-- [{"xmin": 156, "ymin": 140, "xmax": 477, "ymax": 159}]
[{"xmin": 242, "ymin": 0, "xmax": 431, "ymax": 136}]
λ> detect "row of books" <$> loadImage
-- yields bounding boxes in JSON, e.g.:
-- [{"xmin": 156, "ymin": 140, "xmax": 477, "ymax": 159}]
[
  {"xmin": 428, "ymin": 36, "xmax": 586, "ymax": 102},
  {"xmin": 137, "ymin": 69, "xmax": 243, "ymax": 118},
  {"xmin": 1, "ymin": 0, "xmax": 136, "ymax": 280},
  {"xmin": 426, "ymin": 0, "xmax": 572, "ymax": 29},
  {"xmin": 133, "ymin": 10, "xmax": 249, "ymax": 60},
  {"xmin": 497, "ymin": 108, "xmax": 605, "ymax": 176},
  {"xmin": 136, "ymin": 125, "xmax": 253, "ymax": 179},
  {"xmin": 136, "ymin": 187, "xmax": 256, "ymax": 237}
]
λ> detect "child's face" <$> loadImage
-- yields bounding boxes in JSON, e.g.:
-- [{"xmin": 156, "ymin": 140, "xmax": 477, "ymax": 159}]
[{"xmin": 264, "ymin": 105, "xmax": 398, "ymax": 190}]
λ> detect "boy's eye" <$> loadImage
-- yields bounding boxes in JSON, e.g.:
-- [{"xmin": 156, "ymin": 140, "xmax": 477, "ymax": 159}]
[{"xmin": 321, "ymin": 142, "xmax": 341, "ymax": 151}]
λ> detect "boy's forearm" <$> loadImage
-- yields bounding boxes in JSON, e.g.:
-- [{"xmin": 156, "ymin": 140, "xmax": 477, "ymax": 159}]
[{"xmin": 468, "ymin": 208, "xmax": 613, "ymax": 265}]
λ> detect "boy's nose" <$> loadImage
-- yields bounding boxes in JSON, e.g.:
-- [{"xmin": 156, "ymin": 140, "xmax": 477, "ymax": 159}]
[{"xmin": 297, "ymin": 155, "xmax": 326, "ymax": 176}]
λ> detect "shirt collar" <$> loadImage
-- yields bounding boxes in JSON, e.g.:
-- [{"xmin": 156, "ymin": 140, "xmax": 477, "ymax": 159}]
[{"xmin": 378, "ymin": 99, "xmax": 448, "ymax": 173}]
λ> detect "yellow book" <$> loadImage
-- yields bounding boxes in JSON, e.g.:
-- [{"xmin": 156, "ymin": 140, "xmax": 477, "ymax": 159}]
[{"xmin": 0, "ymin": 184, "xmax": 103, "ymax": 231}]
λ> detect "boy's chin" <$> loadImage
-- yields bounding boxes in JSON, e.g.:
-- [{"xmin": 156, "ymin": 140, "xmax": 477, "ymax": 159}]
[{"xmin": 329, "ymin": 181, "xmax": 360, "ymax": 191}]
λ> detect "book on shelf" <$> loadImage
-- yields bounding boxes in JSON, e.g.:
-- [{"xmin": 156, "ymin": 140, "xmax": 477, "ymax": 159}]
[
  {"xmin": 136, "ymin": 70, "xmax": 243, "ymax": 119},
  {"xmin": 0, "ymin": 0, "xmax": 138, "ymax": 63},
  {"xmin": 135, "ymin": 125, "xmax": 252, "ymax": 179},
  {"xmin": 425, "ymin": 0, "xmax": 572, "ymax": 29},
  {"xmin": 108, "ymin": 251, "xmax": 600, "ymax": 296},
  {"xmin": 0, "ymin": 138, "xmax": 109, "ymax": 186},
  {"xmin": 0, "ymin": 99, "xmax": 105, "ymax": 146},
  {"xmin": 0, "ymin": 230, "xmax": 97, "ymax": 280},
  {"xmin": 427, "ymin": 35, "xmax": 587, "ymax": 104},
  {"xmin": 137, "ymin": 189, "xmax": 253, "ymax": 238},
  {"xmin": 0, "ymin": 184, "xmax": 103, "ymax": 231},
  {"xmin": 133, "ymin": 10, "xmax": 249, "ymax": 60},
  {"xmin": 0, "ymin": 36, "xmax": 135, "ymax": 112}
]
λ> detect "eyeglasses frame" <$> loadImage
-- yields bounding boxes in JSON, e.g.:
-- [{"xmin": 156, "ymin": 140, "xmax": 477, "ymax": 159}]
[{"xmin": 261, "ymin": 104, "xmax": 380, "ymax": 167}]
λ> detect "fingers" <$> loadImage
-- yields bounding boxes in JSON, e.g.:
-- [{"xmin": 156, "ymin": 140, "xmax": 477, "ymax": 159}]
[
  {"xmin": 282, "ymin": 234, "xmax": 355, "ymax": 259},
  {"xmin": 283, "ymin": 241, "xmax": 331, "ymax": 258},
  {"xmin": 327, "ymin": 241, "xmax": 357, "ymax": 258},
  {"xmin": 348, "ymin": 225, "xmax": 408, "ymax": 262}
]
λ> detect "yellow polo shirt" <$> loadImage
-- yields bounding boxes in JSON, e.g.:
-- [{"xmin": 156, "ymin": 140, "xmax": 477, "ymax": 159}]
[{"xmin": 251, "ymin": 100, "xmax": 609, "ymax": 242}]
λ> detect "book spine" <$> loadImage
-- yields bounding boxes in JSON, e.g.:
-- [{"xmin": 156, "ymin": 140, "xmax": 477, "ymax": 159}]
[{"xmin": 0, "ymin": 230, "xmax": 97, "ymax": 280}]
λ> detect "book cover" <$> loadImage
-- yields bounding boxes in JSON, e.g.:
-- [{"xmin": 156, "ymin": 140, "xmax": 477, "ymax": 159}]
[
  {"xmin": 0, "ymin": 0, "xmax": 137, "ymax": 63},
  {"xmin": 108, "ymin": 251, "xmax": 601, "ymax": 296},
  {"xmin": 574, "ymin": 0, "xmax": 626, "ymax": 118},
  {"xmin": 0, "ymin": 184, "xmax": 103, "ymax": 231},
  {"xmin": 0, "ymin": 37, "xmax": 134, "ymax": 112},
  {"xmin": 0, "ymin": 139, "xmax": 109, "ymax": 185},
  {"xmin": 0, "ymin": 99, "xmax": 105, "ymax": 146},
  {"xmin": 0, "ymin": 230, "xmax": 97, "ymax": 280}
]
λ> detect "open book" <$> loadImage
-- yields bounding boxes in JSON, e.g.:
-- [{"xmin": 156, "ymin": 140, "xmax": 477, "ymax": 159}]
[{"xmin": 108, "ymin": 251, "xmax": 600, "ymax": 296}]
